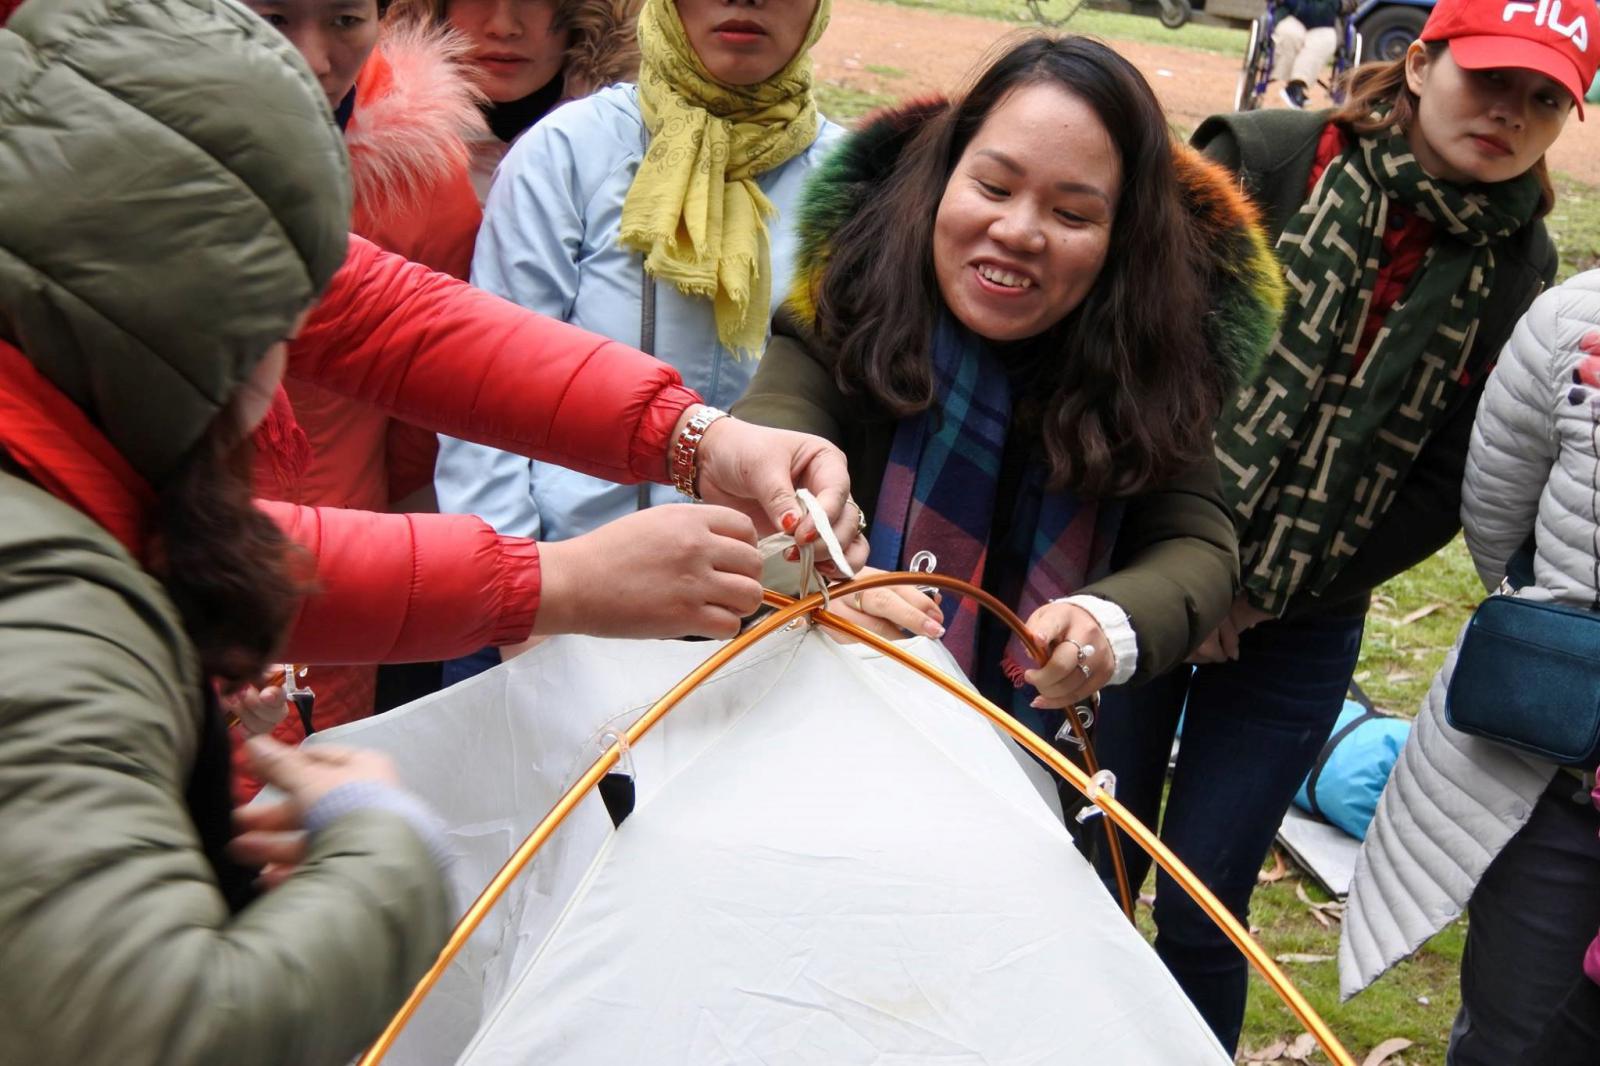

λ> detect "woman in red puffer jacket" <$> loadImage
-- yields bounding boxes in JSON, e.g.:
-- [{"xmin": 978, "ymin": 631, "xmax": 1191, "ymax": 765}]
[{"xmin": 244, "ymin": 0, "xmax": 490, "ymax": 729}]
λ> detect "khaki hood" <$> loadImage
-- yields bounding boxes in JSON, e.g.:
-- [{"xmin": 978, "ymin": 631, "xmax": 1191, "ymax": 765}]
[{"xmin": 0, "ymin": 0, "xmax": 351, "ymax": 486}]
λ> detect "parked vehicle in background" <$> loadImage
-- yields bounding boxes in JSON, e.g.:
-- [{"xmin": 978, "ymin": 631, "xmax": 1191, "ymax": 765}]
[
  {"xmin": 1348, "ymin": 0, "xmax": 1432, "ymax": 58},
  {"xmin": 1029, "ymin": 0, "xmax": 1432, "ymax": 53}
]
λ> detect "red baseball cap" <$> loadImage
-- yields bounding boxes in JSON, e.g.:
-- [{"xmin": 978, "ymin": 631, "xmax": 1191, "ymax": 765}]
[{"xmin": 1421, "ymin": 0, "xmax": 1600, "ymax": 118}]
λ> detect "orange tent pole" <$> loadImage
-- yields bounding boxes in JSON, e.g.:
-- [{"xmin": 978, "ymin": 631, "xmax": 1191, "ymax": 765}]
[{"xmin": 357, "ymin": 573, "xmax": 1354, "ymax": 1066}]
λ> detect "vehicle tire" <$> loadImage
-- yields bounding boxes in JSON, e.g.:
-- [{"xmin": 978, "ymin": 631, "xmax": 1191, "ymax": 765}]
[
  {"xmin": 1234, "ymin": 18, "xmax": 1267, "ymax": 111},
  {"xmin": 1159, "ymin": 0, "xmax": 1193, "ymax": 29},
  {"xmin": 1358, "ymin": 4, "xmax": 1427, "ymax": 62}
]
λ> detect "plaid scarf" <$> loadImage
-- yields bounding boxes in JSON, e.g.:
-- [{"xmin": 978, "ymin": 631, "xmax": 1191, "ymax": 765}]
[
  {"xmin": 1217, "ymin": 122, "xmax": 1541, "ymax": 614},
  {"xmin": 867, "ymin": 316, "xmax": 1122, "ymax": 714}
]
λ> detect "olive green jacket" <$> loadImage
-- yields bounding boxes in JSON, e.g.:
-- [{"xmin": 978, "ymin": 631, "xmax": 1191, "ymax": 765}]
[
  {"xmin": 738, "ymin": 318, "xmax": 1237, "ymax": 684},
  {"xmin": 0, "ymin": 474, "xmax": 452, "ymax": 1066},
  {"xmin": 0, "ymin": 2, "xmax": 449, "ymax": 1062}
]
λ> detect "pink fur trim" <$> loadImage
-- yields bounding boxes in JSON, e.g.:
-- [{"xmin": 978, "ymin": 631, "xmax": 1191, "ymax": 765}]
[{"xmin": 346, "ymin": 22, "xmax": 487, "ymax": 224}]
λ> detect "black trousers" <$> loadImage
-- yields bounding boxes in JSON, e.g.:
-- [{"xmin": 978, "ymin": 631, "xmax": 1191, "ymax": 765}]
[{"xmin": 1448, "ymin": 775, "xmax": 1600, "ymax": 1065}]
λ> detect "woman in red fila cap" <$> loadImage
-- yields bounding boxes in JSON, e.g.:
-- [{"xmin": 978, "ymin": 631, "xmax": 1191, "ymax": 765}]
[{"xmin": 1088, "ymin": 0, "xmax": 1600, "ymax": 1054}]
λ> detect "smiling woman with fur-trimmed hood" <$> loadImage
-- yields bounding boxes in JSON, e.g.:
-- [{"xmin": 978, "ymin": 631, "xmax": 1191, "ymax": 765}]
[{"xmin": 735, "ymin": 35, "xmax": 1284, "ymax": 729}]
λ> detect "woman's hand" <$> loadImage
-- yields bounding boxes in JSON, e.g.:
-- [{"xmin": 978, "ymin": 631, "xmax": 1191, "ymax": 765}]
[
  {"xmin": 1021, "ymin": 601, "xmax": 1115, "ymax": 710},
  {"xmin": 229, "ymin": 737, "xmax": 401, "ymax": 889},
  {"xmin": 820, "ymin": 567, "xmax": 946, "ymax": 643},
  {"xmin": 221, "ymin": 678, "xmax": 290, "ymax": 737},
  {"xmin": 685, "ymin": 410, "xmax": 867, "ymax": 575},
  {"xmin": 1187, "ymin": 594, "xmax": 1275, "ymax": 664},
  {"xmin": 534, "ymin": 504, "xmax": 764, "ymax": 640}
]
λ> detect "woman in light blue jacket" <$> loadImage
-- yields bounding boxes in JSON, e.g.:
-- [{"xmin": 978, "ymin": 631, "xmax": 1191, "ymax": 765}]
[{"xmin": 437, "ymin": 0, "xmax": 841, "ymax": 668}]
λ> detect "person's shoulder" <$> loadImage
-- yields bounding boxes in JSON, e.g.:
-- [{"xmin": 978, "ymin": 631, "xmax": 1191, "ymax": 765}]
[
  {"xmin": 542, "ymin": 83, "xmax": 642, "ymax": 142},
  {"xmin": 0, "ymin": 473, "xmax": 191, "ymax": 683},
  {"xmin": 1520, "ymin": 268, "xmax": 1600, "ymax": 353},
  {"xmin": 502, "ymin": 84, "xmax": 642, "ymax": 171},
  {"xmin": 1193, "ymin": 108, "xmax": 1328, "ymax": 171}
]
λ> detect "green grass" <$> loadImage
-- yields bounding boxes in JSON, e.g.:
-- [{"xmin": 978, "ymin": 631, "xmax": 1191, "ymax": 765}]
[
  {"xmin": 1354, "ymin": 537, "xmax": 1480, "ymax": 716},
  {"xmin": 1235, "ymin": 875, "xmax": 1465, "ymax": 1064},
  {"xmin": 870, "ymin": 0, "xmax": 1250, "ymax": 55},
  {"xmin": 1551, "ymin": 173, "xmax": 1600, "ymax": 282},
  {"xmin": 816, "ymin": 80, "xmax": 897, "ymax": 123}
]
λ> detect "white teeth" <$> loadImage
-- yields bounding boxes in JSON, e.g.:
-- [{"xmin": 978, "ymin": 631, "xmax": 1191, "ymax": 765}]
[{"xmin": 977, "ymin": 264, "xmax": 1032, "ymax": 289}]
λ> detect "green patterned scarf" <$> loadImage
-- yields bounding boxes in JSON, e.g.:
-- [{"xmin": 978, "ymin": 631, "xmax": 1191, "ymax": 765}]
[{"xmin": 1217, "ymin": 122, "xmax": 1540, "ymax": 615}]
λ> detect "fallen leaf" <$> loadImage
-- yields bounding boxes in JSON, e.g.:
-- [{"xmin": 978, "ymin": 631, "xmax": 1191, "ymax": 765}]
[
  {"xmin": 1285, "ymin": 1032, "xmax": 1318, "ymax": 1060},
  {"xmin": 1259, "ymin": 849, "xmax": 1289, "ymax": 884},
  {"xmin": 1293, "ymin": 882, "xmax": 1341, "ymax": 927},
  {"xmin": 1400, "ymin": 603, "xmax": 1444, "ymax": 625},
  {"xmin": 1242, "ymin": 1040, "xmax": 1287, "ymax": 1061},
  {"xmin": 1361, "ymin": 1037, "xmax": 1415, "ymax": 1066},
  {"xmin": 1274, "ymin": 952, "xmax": 1334, "ymax": 964}
]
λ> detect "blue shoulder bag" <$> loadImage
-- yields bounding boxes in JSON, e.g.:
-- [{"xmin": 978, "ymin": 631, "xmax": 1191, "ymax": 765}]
[{"xmin": 1444, "ymin": 540, "xmax": 1600, "ymax": 767}]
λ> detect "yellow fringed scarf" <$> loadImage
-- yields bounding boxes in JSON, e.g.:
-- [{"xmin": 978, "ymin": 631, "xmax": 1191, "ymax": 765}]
[{"xmin": 620, "ymin": 0, "xmax": 830, "ymax": 358}]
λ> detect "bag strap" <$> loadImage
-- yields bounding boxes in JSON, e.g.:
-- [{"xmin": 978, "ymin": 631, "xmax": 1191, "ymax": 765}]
[
  {"xmin": 1506, "ymin": 533, "xmax": 1537, "ymax": 591},
  {"xmin": 636, "ymin": 271, "xmax": 658, "ymax": 512},
  {"xmin": 1303, "ymin": 697, "xmax": 1385, "ymax": 823}
]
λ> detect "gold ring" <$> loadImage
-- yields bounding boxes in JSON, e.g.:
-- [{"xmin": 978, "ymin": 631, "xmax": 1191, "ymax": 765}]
[
  {"xmin": 854, "ymin": 590, "xmax": 866, "ymax": 612},
  {"xmin": 848, "ymin": 495, "xmax": 867, "ymax": 535}
]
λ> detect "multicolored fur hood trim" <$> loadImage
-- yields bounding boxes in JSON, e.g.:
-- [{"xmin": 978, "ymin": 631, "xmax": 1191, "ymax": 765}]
[{"xmin": 786, "ymin": 98, "xmax": 1285, "ymax": 394}]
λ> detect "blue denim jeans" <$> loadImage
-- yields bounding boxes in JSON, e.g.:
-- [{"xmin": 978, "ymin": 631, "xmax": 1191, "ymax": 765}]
[{"xmin": 1089, "ymin": 609, "xmax": 1366, "ymax": 1054}]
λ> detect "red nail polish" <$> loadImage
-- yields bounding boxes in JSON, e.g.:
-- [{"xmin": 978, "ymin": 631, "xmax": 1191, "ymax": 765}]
[
  {"xmin": 785, "ymin": 547, "xmax": 799, "ymax": 562},
  {"xmin": 781, "ymin": 512, "xmax": 798, "ymax": 534},
  {"xmin": 805, "ymin": 530, "xmax": 819, "ymax": 544}
]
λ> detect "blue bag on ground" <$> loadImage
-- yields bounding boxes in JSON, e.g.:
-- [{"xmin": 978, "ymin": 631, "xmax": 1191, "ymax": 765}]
[{"xmin": 1292, "ymin": 697, "xmax": 1411, "ymax": 840}]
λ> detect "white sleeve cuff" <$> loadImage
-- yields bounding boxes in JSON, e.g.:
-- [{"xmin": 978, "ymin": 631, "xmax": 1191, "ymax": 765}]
[{"xmin": 1055, "ymin": 594, "xmax": 1138, "ymax": 686}]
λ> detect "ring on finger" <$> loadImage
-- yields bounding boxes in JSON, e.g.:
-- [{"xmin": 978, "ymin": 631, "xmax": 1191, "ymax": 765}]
[
  {"xmin": 853, "ymin": 590, "xmax": 865, "ymax": 612},
  {"xmin": 1077, "ymin": 662, "xmax": 1092, "ymax": 680},
  {"xmin": 1078, "ymin": 643, "xmax": 1096, "ymax": 662},
  {"xmin": 848, "ymin": 495, "xmax": 868, "ymax": 535},
  {"xmin": 1058, "ymin": 637, "xmax": 1083, "ymax": 661}
]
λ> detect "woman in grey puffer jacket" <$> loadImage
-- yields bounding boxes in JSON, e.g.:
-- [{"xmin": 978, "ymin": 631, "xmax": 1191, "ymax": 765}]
[{"xmin": 1340, "ymin": 270, "xmax": 1600, "ymax": 1065}]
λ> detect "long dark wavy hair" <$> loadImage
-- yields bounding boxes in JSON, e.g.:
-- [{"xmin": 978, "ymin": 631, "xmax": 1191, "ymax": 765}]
[
  {"xmin": 152, "ymin": 406, "xmax": 308, "ymax": 689},
  {"xmin": 1332, "ymin": 43, "xmax": 1555, "ymax": 215},
  {"xmin": 813, "ymin": 35, "xmax": 1217, "ymax": 498}
]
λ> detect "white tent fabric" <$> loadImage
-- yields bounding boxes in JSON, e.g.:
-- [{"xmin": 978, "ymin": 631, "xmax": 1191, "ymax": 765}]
[{"xmin": 313, "ymin": 627, "xmax": 1229, "ymax": 1065}]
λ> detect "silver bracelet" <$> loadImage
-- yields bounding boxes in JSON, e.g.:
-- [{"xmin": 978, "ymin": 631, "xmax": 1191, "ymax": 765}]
[{"xmin": 669, "ymin": 406, "xmax": 729, "ymax": 501}]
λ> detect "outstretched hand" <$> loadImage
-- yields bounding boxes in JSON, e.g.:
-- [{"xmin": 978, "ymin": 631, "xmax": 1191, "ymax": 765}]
[
  {"xmin": 534, "ymin": 504, "xmax": 764, "ymax": 640},
  {"xmin": 688, "ymin": 410, "xmax": 867, "ymax": 575}
]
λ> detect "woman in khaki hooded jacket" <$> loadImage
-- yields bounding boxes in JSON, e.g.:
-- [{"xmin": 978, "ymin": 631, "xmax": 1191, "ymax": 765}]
[{"xmin": 0, "ymin": 1, "xmax": 453, "ymax": 1061}]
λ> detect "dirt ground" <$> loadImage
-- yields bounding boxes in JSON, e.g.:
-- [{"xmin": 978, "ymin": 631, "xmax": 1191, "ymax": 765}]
[{"xmin": 813, "ymin": 0, "xmax": 1600, "ymax": 184}]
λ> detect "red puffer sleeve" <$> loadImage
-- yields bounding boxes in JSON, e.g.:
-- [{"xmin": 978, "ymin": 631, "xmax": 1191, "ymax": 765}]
[
  {"xmin": 291, "ymin": 236, "xmax": 699, "ymax": 486},
  {"xmin": 262, "ymin": 499, "xmax": 542, "ymax": 661}
]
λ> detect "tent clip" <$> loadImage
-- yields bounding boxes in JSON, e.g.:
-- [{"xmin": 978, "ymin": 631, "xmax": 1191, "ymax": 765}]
[
  {"xmin": 1075, "ymin": 769, "xmax": 1117, "ymax": 824},
  {"xmin": 1053, "ymin": 699, "xmax": 1096, "ymax": 750}
]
